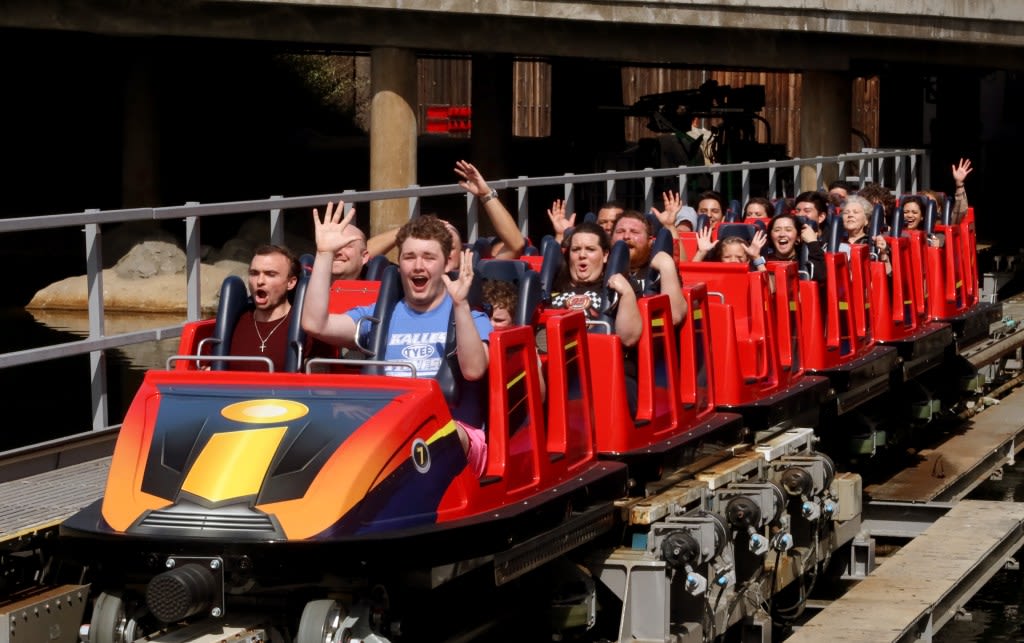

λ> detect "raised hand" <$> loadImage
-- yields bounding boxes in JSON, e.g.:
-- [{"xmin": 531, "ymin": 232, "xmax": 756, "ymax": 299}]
[
  {"xmin": 747, "ymin": 229, "xmax": 768, "ymax": 258},
  {"xmin": 442, "ymin": 249, "xmax": 476, "ymax": 304},
  {"xmin": 952, "ymin": 158, "xmax": 973, "ymax": 186},
  {"xmin": 546, "ymin": 199, "xmax": 576, "ymax": 240},
  {"xmin": 651, "ymin": 190, "xmax": 683, "ymax": 229},
  {"xmin": 696, "ymin": 225, "xmax": 717, "ymax": 255},
  {"xmin": 312, "ymin": 201, "xmax": 357, "ymax": 255},
  {"xmin": 454, "ymin": 160, "xmax": 490, "ymax": 198}
]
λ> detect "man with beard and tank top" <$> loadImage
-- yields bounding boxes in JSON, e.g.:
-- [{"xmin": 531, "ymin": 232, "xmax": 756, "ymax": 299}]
[{"xmin": 610, "ymin": 210, "xmax": 688, "ymax": 326}]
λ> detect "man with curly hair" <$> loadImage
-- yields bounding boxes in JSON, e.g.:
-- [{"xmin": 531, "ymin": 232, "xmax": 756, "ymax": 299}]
[{"xmin": 303, "ymin": 203, "xmax": 492, "ymax": 476}]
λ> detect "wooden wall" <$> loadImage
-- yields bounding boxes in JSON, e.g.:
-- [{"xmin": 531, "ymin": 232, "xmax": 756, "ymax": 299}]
[{"xmin": 414, "ymin": 57, "xmax": 879, "ymax": 156}]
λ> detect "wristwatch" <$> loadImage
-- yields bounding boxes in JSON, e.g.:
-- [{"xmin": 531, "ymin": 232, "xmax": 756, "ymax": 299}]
[
  {"xmin": 479, "ymin": 188, "xmax": 499, "ymax": 204},
  {"xmin": 752, "ymin": 257, "xmax": 766, "ymax": 267}
]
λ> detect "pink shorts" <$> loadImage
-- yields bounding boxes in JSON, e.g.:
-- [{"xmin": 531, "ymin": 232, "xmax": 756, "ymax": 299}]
[{"xmin": 458, "ymin": 421, "xmax": 488, "ymax": 477}]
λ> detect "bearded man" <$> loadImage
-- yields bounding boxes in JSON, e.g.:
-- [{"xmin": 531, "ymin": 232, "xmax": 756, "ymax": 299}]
[{"xmin": 610, "ymin": 211, "xmax": 688, "ymax": 326}]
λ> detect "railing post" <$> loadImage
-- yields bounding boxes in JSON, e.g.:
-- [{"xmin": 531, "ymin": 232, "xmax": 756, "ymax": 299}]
[
  {"xmin": 678, "ymin": 166, "xmax": 688, "ymax": 204},
  {"xmin": 564, "ymin": 173, "xmax": 575, "ymax": 221},
  {"xmin": 269, "ymin": 195, "xmax": 284, "ymax": 246},
  {"xmin": 712, "ymin": 170, "xmax": 722, "ymax": 193},
  {"xmin": 517, "ymin": 178, "xmax": 529, "ymax": 239},
  {"xmin": 605, "ymin": 170, "xmax": 617, "ymax": 204},
  {"xmin": 858, "ymin": 159, "xmax": 867, "ymax": 187},
  {"xmin": 405, "ymin": 188, "xmax": 420, "ymax": 220},
  {"xmin": 815, "ymin": 158, "xmax": 825, "ymax": 191},
  {"xmin": 741, "ymin": 163, "xmax": 751, "ymax": 205},
  {"xmin": 910, "ymin": 154, "xmax": 919, "ymax": 194},
  {"xmin": 185, "ymin": 203, "xmax": 201, "ymax": 322},
  {"xmin": 895, "ymin": 155, "xmax": 906, "ymax": 194},
  {"xmin": 768, "ymin": 165, "xmax": 777, "ymax": 200},
  {"xmin": 643, "ymin": 170, "xmax": 654, "ymax": 214},
  {"xmin": 85, "ymin": 217, "xmax": 108, "ymax": 430},
  {"xmin": 465, "ymin": 189, "xmax": 479, "ymax": 243}
]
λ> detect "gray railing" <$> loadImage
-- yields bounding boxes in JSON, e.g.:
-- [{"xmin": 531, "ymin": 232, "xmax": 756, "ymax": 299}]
[{"xmin": 0, "ymin": 148, "xmax": 923, "ymax": 433}]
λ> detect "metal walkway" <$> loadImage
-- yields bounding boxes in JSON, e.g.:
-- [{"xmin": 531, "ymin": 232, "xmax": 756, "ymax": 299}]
[
  {"xmin": 787, "ymin": 499, "xmax": 1024, "ymax": 643},
  {"xmin": 867, "ymin": 385, "xmax": 1024, "ymax": 504},
  {"xmin": 0, "ymin": 456, "xmax": 109, "ymax": 545}
]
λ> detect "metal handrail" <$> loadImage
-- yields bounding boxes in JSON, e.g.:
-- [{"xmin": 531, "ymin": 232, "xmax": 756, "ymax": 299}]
[{"xmin": 1, "ymin": 148, "xmax": 924, "ymax": 434}]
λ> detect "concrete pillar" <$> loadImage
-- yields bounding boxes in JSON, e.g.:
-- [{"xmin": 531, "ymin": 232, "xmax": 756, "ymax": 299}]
[
  {"xmin": 370, "ymin": 47, "xmax": 418, "ymax": 245},
  {"xmin": 122, "ymin": 52, "xmax": 160, "ymax": 208},
  {"xmin": 799, "ymin": 71, "xmax": 851, "ymax": 192}
]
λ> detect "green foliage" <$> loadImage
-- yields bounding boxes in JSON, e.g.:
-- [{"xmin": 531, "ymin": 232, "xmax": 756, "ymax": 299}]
[{"xmin": 274, "ymin": 53, "xmax": 370, "ymax": 132}]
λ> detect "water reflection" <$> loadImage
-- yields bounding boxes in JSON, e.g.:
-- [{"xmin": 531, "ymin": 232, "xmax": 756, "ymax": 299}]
[
  {"xmin": 26, "ymin": 309, "xmax": 186, "ymax": 370},
  {"xmin": 0, "ymin": 308, "xmax": 192, "ymax": 451},
  {"xmin": 935, "ymin": 460, "xmax": 1024, "ymax": 642}
]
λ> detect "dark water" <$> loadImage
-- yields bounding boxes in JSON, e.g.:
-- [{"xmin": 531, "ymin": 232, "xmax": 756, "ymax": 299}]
[
  {"xmin": 934, "ymin": 460, "xmax": 1024, "ymax": 642},
  {"xmin": 0, "ymin": 306, "xmax": 180, "ymax": 451}
]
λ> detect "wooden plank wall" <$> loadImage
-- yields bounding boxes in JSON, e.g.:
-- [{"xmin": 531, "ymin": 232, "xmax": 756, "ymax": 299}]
[{"xmin": 414, "ymin": 57, "xmax": 879, "ymax": 157}]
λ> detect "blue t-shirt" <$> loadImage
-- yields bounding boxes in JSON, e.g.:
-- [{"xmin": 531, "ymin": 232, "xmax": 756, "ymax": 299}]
[{"xmin": 346, "ymin": 296, "xmax": 492, "ymax": 426}]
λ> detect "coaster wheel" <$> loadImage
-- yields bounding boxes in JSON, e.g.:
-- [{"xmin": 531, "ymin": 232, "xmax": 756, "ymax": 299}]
[
  {"xmin": 296, "ymin": 599, "xmax": 344, "ymax": 643},
  {"xmin": 89, "ymin": 592, "xmax": 143, "ymax": 643}
]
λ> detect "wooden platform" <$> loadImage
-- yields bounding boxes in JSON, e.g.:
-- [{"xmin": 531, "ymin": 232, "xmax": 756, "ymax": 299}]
[
  {"xmin": 0, "ymin": 457, "xmax": 109, "ymax": 544},
  {"xmin": 787, "ymin": 500, "xmax": 1024, "ymax": 642}
]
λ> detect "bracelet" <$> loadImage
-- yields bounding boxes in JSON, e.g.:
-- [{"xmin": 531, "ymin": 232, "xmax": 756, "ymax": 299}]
[{"xmin": 479, "ymin": 188, "xmax": 499, "ymax": 204}]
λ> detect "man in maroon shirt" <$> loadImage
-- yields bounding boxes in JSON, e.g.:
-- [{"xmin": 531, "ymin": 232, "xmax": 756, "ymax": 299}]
[{"xmin": 229, "ymin": 244, "xmax": 331, "ymax": 371}]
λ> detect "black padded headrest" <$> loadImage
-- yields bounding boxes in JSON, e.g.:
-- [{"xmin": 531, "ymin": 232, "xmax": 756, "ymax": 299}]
[
  {"xmin": 284, "ymin": 272, "xmax": 309, "ymax": 372},
  {"xmin": 716, "ymin": 223, "xmax": 757, "ymax": 244},
  {"xmin": 210, "ymin": 276, "xmax": 251, "ymax": 371},
  {"xmin": 695, "ymin": 214, "xmax": 711, "ymax": 231},
  {"xmin": 924, "ymin": 197, "xmax": 937, "ymax": 234},
  {"xmin": 469, "ymin": 259, "xmax": 530, "ymax": 311},
  {"xmin": 366, "ymin": 265, "xmax": 403, "ymax": 370},
  {"xmin": 516, "ymin": 271, "xmax": 542, "ymax": 327},
  {"xmin": 538, "ymin": 237, "xmax": 563, "ymax": 301},
  {"xmin": 828, "ymin": 217, "xmax": 842, "ymax": 253},
  {"xmin": 798, "ymin": 244, "xmax": 813, "ymax": 281},
  {"xmin": 472, "ymin": 236, "xmax": 497, "ymax": 259},
  {"xmin": 364, "ymin": 254, "xmax": 391, "ymax": 281},
  {"xmin": 600, "ymin": 240, "xmax": 631, "ymax": 319},
  {"xmin": 889, "ymin": 202, "xmax": 904, "ymax": 237},
  {"xmin": 644, "ymin": 227, "xmax": 675, "ymax": 296},
  {"xmin": 795, "ymin": 215, "xmax": 818, "ymax": 232},
  {"xmin": 869, "ymin": 204, "xmax": 885, "ymax": 238},
  {"xmin": 646, "ymin": 212, "xmax": 663, "ymax": 234},
  {"xmin": 729, "ymin": 199, "xmax": 742, "ymax": 220}
]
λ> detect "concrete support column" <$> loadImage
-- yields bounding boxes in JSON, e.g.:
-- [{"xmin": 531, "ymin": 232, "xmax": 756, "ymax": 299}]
[
  {"xmin": 799, "ymin": 71, "xmax": 851, "ymax": 192},
  {"xmin": 370, "ymin": 47, "xmax": 418, "ymax": 244},
  {"xmin": 122, "ymin": 51, "xmax": 160, "ymax": 208}
]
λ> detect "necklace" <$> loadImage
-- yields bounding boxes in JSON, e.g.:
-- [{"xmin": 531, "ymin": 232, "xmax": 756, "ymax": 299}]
[{"xmin": 253, "ymin": 314, "xmax": 288, "ymax": 353}]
